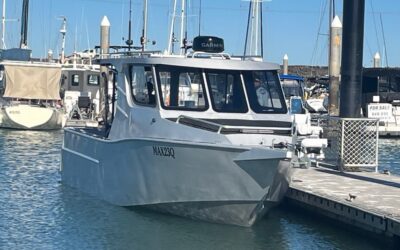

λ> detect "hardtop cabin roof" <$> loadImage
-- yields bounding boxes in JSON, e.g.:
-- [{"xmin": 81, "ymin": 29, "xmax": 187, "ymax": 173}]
[
  {"xmin": 99, "ymin": 55, "xmax": 280, "ymax": 71},
  {"xmin": 279, "ymin": 74, "xmax": 304, "ymax": 81},
  {"xmin": 363, "ymin": 67, "xmax": 400, "ymax": 78}
]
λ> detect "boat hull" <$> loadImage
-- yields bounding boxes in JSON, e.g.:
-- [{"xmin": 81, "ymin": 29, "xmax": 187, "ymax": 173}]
[
  {"xmin": 61, "ymin": 128, "xmax": 291, "ymax": 226},
  {"xmin": 0, "ymin": 104, "xmax": 64, "ymax": 130}
]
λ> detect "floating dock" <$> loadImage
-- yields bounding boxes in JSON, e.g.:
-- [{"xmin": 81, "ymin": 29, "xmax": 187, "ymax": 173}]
[{"xmin": 285, "ymin": 166, "xmax": 400, "ymax": 244}]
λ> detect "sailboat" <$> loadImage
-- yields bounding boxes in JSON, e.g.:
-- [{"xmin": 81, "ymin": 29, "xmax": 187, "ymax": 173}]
[{"xmin": 0, "ymin": 0, "xmax": 64, "ymax": 130}]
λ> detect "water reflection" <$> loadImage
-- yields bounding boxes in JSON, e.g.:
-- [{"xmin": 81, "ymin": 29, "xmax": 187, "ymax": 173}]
[
  {"xmin": 379, "ymin": 139, "xmax": 400, "ymax": 174},
  {"xmin": 0, "ymin": 130, "xmax": 393, "ymax": 249}
]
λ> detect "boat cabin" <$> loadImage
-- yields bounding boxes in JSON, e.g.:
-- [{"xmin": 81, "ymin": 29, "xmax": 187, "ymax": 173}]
[
  {"xmin": 280, "ymin": 74, "xmax": 305, "ymax": 101},
  {"xmin": 93, "ymin": 37, "xmax": 292, "ymax": 147},
  {"xmin": 100, "ymin": 56, "xmax": 292, "ymax": 146},
  {"xmin": 362, "ymin": 67, "xmax": 400, "ymax": 110},
  {"xmin": 61, "ymin": 64, "xmax": 101, "ymax": 121},
  {"xmin": 280, "ymin": 74, "xmax": 306, "ymax": 114}
]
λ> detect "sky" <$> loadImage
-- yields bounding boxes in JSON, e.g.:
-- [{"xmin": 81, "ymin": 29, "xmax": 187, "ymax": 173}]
[{"xmin": 2, "ymin": 0, "xmax": 400, "ymax": 67}]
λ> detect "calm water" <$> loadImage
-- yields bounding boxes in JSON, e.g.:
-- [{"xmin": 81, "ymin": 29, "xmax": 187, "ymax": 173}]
[{"xmin": 0, "ymin": 130, "xmax": 396, "ymax": 249}]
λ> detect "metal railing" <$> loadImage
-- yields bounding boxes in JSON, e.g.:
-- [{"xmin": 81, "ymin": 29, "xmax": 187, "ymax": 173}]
[
  {"xmin": 175, "ymin": 115, "xmax": 290, "ymax": 135},
  {"xmin": 322, "ymin": 117, "xmax": 379, "ymax": 172}
]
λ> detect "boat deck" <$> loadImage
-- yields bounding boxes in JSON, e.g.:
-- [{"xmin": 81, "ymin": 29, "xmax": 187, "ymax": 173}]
[
  {"xmin": 66, "ymin": 127, "xmax": 108, "ymax": 140},
  {"xmin": 286, "ymin": 167, "xmax": 400, "ymax": 240}
]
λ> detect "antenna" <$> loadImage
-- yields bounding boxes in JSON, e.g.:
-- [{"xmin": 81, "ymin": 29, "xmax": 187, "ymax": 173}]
[
  {"xmin": 380, "ymin": 13, "xmax": 389, "ymax": 67},
  {"xmin": 179, "ymin": 0, "xmax": 185, "ymax": 55},
  {"xmin": 167, "ymin": 0, "xmax": 178, "ymax": 54},
  {"xmin": 1, "ymin": 0, "xmax": 5, "ymax": 49},
  {"xmin": 141, "ymin": 0, "xmax": 148, "ymax": 51},
  {"xmin": 58, "ymin": 16, "xmax": 67, "ymax": 64},
  {"xmin": 198, "ymin": 0, "xmax": 202, "ymax": 36},
  {"xmin": 183, "ymin": 0, "xmax": 188, "ymax": 54},
  {"xmin": 126, "ymin": 0, "xmax": 133, "ymax": 51},
  {"xmin": 260, "ymin": 1, "xmax": 263, "ymax": 58}
]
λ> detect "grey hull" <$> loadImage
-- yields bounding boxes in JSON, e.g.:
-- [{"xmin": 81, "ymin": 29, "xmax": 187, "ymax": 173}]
[
  {"xmin": 143, "ymin": 200, "xmax": 276, "ymax": 227},
  {"xmin": 61, "ymin": 129, "xmax": 291, "ymax": 226}
]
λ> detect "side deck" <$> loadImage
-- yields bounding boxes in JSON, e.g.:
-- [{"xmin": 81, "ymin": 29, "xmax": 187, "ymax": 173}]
[
  {"xmin": 65, "ymin": 127, "xmax": 109, "ymax": 140},
  {"xmin": 286, "ymin": 167, "xmax": 400, "ymax": 242}
]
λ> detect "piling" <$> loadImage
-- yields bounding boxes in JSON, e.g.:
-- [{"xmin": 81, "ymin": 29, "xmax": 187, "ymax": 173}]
[
  {"xmin": 374, "ymin": 52, "xmax": 381, "ymax": 68},
  {"xmin": 283, "ymin": 54, "xmax": 288, "ymax": 75},
  {"xmin": 100, "ymin": 16, "xmax": 111, "ymax": 126},
  {"xmin": 100, "ymin": 16, "xmax": 110, "ymax": 59},
  {"xmin": 47, "ymin": 49, "xmax": 53, "ymax": 62},
  {"xmin": 339, "ymin": 0, "xmax": 365, "ymax": 118},
  {"xmin": 328, "ymin": 16, "xmax": 342, "ymax": 116}
]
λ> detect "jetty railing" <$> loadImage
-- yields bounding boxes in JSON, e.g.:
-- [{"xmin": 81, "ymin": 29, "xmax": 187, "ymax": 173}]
[{"xmin": 321, "ymin": 117, "xmax": 379, "ymax": 172}]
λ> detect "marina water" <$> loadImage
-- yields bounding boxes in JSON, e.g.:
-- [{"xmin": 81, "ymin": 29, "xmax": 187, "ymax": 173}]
[{"xmin": 0, "ymin": 130, "xmax": 393, "ymax": 249}]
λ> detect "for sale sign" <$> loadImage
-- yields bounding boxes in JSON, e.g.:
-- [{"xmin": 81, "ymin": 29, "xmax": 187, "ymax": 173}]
[{"xmin": 367, "ymin": 103, "xmax": 393, "ymax": 121}]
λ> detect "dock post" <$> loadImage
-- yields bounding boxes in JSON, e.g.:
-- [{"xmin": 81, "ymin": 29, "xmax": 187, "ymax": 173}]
[
  {"xmin": 100, "ymin": 16, "xmax": 111, "ymax": 130},
  {"xmin": 339, "ymin": 0, "xmax": 365, "ymax": 118},
  {"xmin": 100, "ymin": 16, "xmax": 110, "ymax": 59},
  {"xmin": 328, "ymin": 16, "xmax": 342, "ymax": 116},
  {"xmin": 373, "ymin": 52, "xmax": 381, "ymax": 68},
  {"xmin": 283, "ymin": 54, "xmax": 288, "ymax": 75}
]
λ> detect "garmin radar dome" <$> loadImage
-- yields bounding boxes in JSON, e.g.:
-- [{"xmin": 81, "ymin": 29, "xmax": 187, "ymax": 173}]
[{"xmin": 192, "ymin": 36, "xmax": 225, "ymax": 53}]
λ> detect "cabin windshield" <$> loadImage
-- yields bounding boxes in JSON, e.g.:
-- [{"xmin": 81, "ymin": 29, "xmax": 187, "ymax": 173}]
[
  {"xmin": 205, "ymin": 70, "xmax": 248, "ymax": 113},
  {"xmin": 154, "ymin": 65, "xmax": 286, "ymax": 114},
  {"xmin": 281, "ymin": 80, "xmax": 304, "ymax": 99},
  {"xmin": 243, "ymin": 71, "xmax": 287, "ymax": 113}
]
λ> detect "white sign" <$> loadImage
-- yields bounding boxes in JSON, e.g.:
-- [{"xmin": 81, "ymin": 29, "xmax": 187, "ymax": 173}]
[{"xmin": 367, "ymin": 103, "xmax": 393, "ymax": 121}]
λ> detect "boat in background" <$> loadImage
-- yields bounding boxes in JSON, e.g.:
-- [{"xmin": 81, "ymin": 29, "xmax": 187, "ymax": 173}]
[
  {"xmin": 280, "ymin": 74, "xmax": 306, "ymax": 113},
  {"xmin": 51, "ymin": 16, "xmax": 103, "ymax": 128},
  {"xmin": 280, "ymin": 74, "xmax": 326, "ymax": 166},
  {"xmin": 61, "ymin": 54, "xmax": 101, "ymax": 128},
  {"xmin": 0, "ymin": 0, "xmax": 65, "ymax": 130},
  {"xmin": 304, "ymin": 76, "xmax": 329, "ymax": 113},
  {"xmin": 0, "ymin": 60, "xmax": 64, "ymax": 129},
  {"xmin": 363, "ymin": 67, "xmax": 400, "ymax": 137}
]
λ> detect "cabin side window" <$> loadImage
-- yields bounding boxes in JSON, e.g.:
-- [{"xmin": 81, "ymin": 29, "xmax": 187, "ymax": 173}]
[
  {"xmin": 87, "ymin": 74, "xmax": 100, "ymax": 85},
  {"xmin": 205, "ymin": 70, "xmax": 248, "ymax": 113},
  {"xmin": 243, "ymin": 71, "xmax": 287, "ymax": 114},
  {"xmin": 71, "ymin": 74, "xmax": 80, "ymax": 86},
  {"xmin": 156, "ymin": 66, "xmax": 208, "ymax": 111},
  {"xmin": 129, "ymin": 65, "xmax": 155, "ymax": 106}
]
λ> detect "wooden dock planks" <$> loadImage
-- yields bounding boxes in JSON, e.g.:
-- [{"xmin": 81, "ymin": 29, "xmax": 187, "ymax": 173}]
[{"xmin": 286, "ymin": 167, "xmax": 400, "ymax": 238}]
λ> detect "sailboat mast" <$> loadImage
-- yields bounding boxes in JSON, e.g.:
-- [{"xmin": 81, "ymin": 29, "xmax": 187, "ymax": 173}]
[
  {"xmin": 1, "ymin": 0, "xmax": 5, "ymax": 49},
  {"xmin": 20, "ymin": 0, "xmax": 29, "ymax": 48},
  {"xmin": 60, "ymin": 17, "xmax": 67, "ymax": 64},
  {"xmin": 167, "ymin": 0, "xmax": 177, "ymax": 54},
  {"xmin": 255, "ymin": 1, "xmax": 259, "ymax": 56},
  {"xmin": 243, "ymin": 0, "xmax": 263, "ymax": 59}
]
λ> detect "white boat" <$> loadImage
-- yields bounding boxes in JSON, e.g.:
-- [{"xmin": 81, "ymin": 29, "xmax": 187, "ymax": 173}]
[
  {"xmin": 61, "ymin": 57, "xmax": 101, "ymax": 128},
  {"xmin": 61, "ymin": 37, "xmax": 294, "ymax": 227},
  {"xmin": 363, "ymin": 68, "xmax": 400, "ymax": 137},
  {"xmin": 0, "ymin": 0, "xmax": 65, "ymax": 130},
  {"xmin": 279, "ymin": 74, "xmax": 326, "ymax": 165},
  {"xmin": 0, "ymin": 61, "xmax": 64, "ymax": 130}
]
